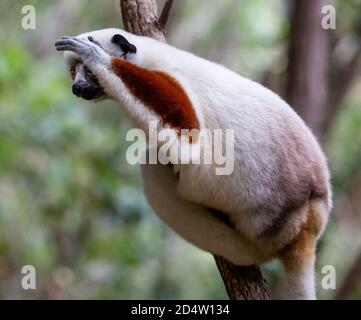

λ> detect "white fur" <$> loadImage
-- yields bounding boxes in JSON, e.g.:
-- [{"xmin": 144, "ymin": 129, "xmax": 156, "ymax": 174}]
[{"xmin": 62, "ymin": 28, "xmax": 332, "ymax": 299}]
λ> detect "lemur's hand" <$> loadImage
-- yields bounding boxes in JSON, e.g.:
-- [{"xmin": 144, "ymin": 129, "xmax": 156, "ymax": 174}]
[{"xmin": 55, "ymin": 36, "xmax": 110, "ymax": 66}]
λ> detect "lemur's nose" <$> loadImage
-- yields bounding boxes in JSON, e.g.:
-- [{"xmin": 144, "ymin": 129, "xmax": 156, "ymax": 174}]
[{"xmin": 72, "ymin": 83, "xmax": 81, "ymax": 95}]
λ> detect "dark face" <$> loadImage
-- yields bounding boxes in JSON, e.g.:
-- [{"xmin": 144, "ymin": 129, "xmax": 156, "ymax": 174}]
[
  {"xmin": 70, "ymin": 63, "xmax": 105, "ymax": 100},
  {"xmin": 66, "ymin": 33, "xmax": 137, "ymax": 101}
]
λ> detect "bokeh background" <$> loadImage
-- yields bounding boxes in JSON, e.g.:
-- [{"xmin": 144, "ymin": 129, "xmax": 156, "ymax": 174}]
[{"xmin": 0, "ymin": 0, "xmax": 361, "ymax": 299}]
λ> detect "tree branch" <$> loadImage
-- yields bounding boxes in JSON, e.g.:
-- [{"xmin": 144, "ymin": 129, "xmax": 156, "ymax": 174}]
[
  {"xmin": 159, "ymin": 0, "xmax": 175, "ymax": 31},
  {"xmin": 323, "ymin": 16, "xmax": 361, "ymax": 135},
  {"xmin": 214, "ymin": 256, "xmax": 269, "ymax": 300},
  {"xmin": 120, "ymin": 0, "xmax": 269, "ymax": 300}
]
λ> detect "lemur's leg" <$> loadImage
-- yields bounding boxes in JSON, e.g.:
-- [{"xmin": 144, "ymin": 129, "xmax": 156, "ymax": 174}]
[
  {"xmin": 140, "ymin": 156, "xmax": 262, "ymax": 266},
  {"xmin": 280, "ymin": 200, "xmax": 328, "ymax": 300},
  {"xmin": 280, "ymin": 238, "xmax": 316, "ymax": 300},
  {"xmin": 279, "ymin": 206, "xmax": 319, "ymax": 300}
]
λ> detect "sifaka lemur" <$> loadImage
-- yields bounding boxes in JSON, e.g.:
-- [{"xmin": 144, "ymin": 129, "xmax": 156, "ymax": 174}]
[{"xmin": 55, "ymin": 28, "xmax": 332, "ymax": 300}]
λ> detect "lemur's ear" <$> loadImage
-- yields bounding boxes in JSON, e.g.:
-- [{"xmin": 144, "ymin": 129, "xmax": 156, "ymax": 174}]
[{"xmin": 112, "ymin": 34, "xmax": 137, "ymax": 54}]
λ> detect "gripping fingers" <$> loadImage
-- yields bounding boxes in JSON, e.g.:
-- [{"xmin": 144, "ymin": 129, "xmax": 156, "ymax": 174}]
[
  {"xmin": 87, "ymin": 36, "xmax": 104, "ymax": 50},
  {"xmin": 55, "ymin": 36, "xmax": 110, "ymax": 65},
  {"xmin": 55, "ymin": 36, "xmax": 86, "ymax": 54}
]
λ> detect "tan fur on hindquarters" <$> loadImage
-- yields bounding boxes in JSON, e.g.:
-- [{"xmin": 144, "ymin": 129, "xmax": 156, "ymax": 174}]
[{"xmin": 278, "ymin": 200, "xmax": 327, "ymax": 300}]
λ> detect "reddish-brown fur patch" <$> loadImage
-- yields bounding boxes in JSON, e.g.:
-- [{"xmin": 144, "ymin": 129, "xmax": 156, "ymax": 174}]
[{"xmin": 111, "ymin": 58, "xmax": 200, "ymax": 137}]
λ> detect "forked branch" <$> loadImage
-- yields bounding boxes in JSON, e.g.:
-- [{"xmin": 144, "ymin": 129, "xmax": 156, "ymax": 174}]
[{"xmin": 159, "ymin": 0, "xmax": 175, "ymax": 31}]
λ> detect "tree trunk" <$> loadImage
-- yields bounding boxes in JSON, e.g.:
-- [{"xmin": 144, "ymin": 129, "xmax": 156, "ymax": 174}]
[
  {"xmin": 121, "ymin": 0, "xmax": 165, "ymax": 41},
  {"xmin": 286, "ymin": 0, "xmax": 361, "ymax": 142},
  {"xmin": 119, "ymin": 0, "xmax": 269, "ymax": 300},
  {"xmin": 286, "ymin": 0, "xmax": 329, "ymax": 141}
]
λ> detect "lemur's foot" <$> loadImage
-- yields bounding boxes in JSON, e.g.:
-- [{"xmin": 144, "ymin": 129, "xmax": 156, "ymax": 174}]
[{"xmin": 55, "ymin": 36, "xmax": 110, "ymax": 66}]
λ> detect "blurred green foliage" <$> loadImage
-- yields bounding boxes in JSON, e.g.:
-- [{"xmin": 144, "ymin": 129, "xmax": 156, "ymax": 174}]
[
  {"xmin": 0, "ymin": 37, "xmax": 226, "ymax": 299},
  {"xmin": 0, "ymin": 0, "xmax": 360, "ymax": 299}
]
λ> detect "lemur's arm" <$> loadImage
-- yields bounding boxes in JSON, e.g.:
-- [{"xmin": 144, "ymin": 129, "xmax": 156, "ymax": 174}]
[{"xmin": 55, "ymin": 36, "xmax": 199, "ymax": 134}]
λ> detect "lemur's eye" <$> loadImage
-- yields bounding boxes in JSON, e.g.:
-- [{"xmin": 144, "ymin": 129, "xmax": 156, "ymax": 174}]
[{"xmin": 70, "ymin": 68, "xmax": 76, "ymax": 80}]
